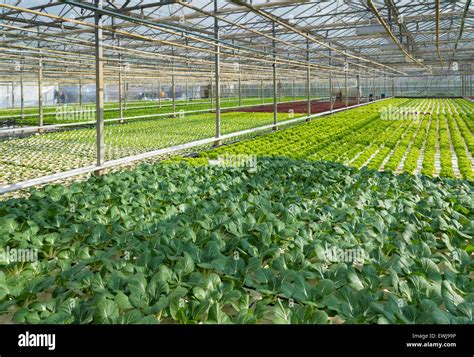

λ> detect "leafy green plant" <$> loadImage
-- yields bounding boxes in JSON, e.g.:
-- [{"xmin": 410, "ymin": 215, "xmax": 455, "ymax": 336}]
[{"xmin": 0, "ymin": 157, "xmax": 472, "ymax": 324}]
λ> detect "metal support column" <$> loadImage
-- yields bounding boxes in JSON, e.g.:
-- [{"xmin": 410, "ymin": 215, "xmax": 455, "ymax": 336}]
[
  {"xmin": 260, "ymin": 79, "xmax": 264, "ymax": 104},
  {"xmin": 374, "ymin": 76, "xmax": 377, "ymax": 99},
  {"xmin": 185, "ymin": 79, "xmax": 188, "ymax": 104},
  {"xmin": 427, "ymin": 76, "xmax": 431, "ymax": 96},
  {"xmin": 94, "ymin": 0, "xmax": 105, "ymax": 175},
  {"xmin": 279, "ymin": 80, "xmax": 282, "ymax": 102},
  {"xmin": 467, "ymin": 73, "xmax": 469, "ymax": 97},
  {"xmin": 372, "ymin": 76, "xmax": 376, "ymax": 99},
  {"xmin": 158, "ymin": 80, "xmax": 162, "ymax": 107},
  {"xmin": 118, "ymin": 39, "xmax": 123, "ymax": 124},
  {"xmin": 329, "ymin": 45, "xmax": 333, "ymax": 111},
  {"xmin": 464, "ymin": 75, "xmax": 466, "ymax": 97},
  {"xmin": 306, "ymin": 37, "xmax": 311, "ymax": 116},
  {"xmin": 36, "ymin": 26, "xmax": 44, "ymax": 128},
  {"xmin": 11, "ymin": 82, "xmax": 14, "ymax": 109},
  {"xmin": 365, "ymin": 74, "xmax": 368, "ymax": 101},
  {"xmin": 465, "ymin": 75, "xmax": 468, "ymax": 97},
  {"xmin": 466, "ymin": 75, "xmax": 469, "ymax": 97},
  {"xmin": 356, "ymin": 75, "xmax": 360, "ymax": 105},
  {"xmin": 292, "ymin": 79, "xmax": 295, "ymax": 101},
  {"xmin": 20, "ymin": 74, "xmax": 24, "ymax": 120},
  {"xmin": 383, "ymin": 75, "xmax": 386, "ymax": 97},
  {"xmin": 469, "ymin": 65, "xmax": 472, "ymax": 97},
  {"xmin": 125, "ymin": 82, "xmax": 128, "ymax": 109},
  {"xmin": 172, "ymin": 70, "xmax": 176, "ymax": 117},
  {"xmin": 379, "ymin": 75, "xmax": 385, "ymax": 99},
  {"xmin": 464, "ymin": 75, "xmax": 467, "ymax": 97},
  {"xmin": 238, "ymin": 75, "xmax": 242, "ymax": 107},
  {"xmin": 38, "ymin": 59, "xmax": 43, "ymax": 127},
  {"xmin": 344, "ymin": 60, "xmax": 348, "ymax": 107},
  {"xmin": 210, "ymin": 78, "xmax": 213, "ymax": 107},
  {"xmin": 374, "ymin": 77, "xmax": 377, "ymax": 99},
  {"xmin": 79, "ymin": 75, "xmax": 83, "ymax": 106},
  {"xmin": 214, "ymin": 0, "xmax": 221, "ymax": 145},
  {"xmin": 272, "ymin": 21, "xmax": 277, "ymax": 130},
  {"xmin": 118, "ymin": 74, "xmax": 123, "ymax": 122}
]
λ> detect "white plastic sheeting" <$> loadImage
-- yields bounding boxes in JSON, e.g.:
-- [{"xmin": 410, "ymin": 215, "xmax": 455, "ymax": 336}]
[{"xmin": 0, "ymin": 83, "xmax": 57, "ymax": 109}]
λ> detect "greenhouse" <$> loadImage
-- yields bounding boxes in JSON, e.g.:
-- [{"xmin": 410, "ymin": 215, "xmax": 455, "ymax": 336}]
[{"xmin": 0, "ymin": 0, "xmax": 473, "ymax": 332}]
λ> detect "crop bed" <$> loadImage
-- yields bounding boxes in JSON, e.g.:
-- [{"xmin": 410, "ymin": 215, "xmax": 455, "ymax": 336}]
[
  {"xmin": 0, "ymin": 111, "xmax": 297, "ymax": 186},
  {"xmin": 200, "ymin": 98, "xmax": 474, "ymax": 180},
  {"xmin": 0, "ymin": 96, "xmax": 308, "ymax": 126},
  {"xmin": 1, "ymin": 98, "xmax": 472, "ymax": 188},
  {"xmin": 230, "ymin": 99, "xmax": 360, "ymax": 114},
  {"xmin": 0, "ymin": 158, "xmax": 472, "ymax": 324}
]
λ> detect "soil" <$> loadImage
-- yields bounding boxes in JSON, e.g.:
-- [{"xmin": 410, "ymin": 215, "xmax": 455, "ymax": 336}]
[{"xmin": 224, "ymin": 98, "xmax": 362, "ymax": 114}]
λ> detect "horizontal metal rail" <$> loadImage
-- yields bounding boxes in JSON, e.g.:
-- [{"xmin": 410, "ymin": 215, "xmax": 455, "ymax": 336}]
[
  {"xmin": 0, "ymin": 95, "xmax": 277, "ymax": 119},
  {"xmin": 0, "ymin": 96, "xmax": 254, "ymax": 119},
  {"xmin": 0, "ymin": 98, "xmax": 213, "ymax": 120},
  {"xmin": 0, "ymin": 97, "xmax": 388, "ymax": 194}
]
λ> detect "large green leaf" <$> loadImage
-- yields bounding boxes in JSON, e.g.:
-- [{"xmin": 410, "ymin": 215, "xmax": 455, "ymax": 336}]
[{"xmin": 96, "ymin": 299, "xmax": 119, "ymax": 323}]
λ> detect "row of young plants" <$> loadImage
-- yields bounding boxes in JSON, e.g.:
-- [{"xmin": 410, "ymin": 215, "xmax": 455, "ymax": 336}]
[
  {"xmin": 201, "ymin": 99, "xmax": 408, "ymax": 161},
  {"xmin": 421, "ymin": 110, "xmax": 438, "ymax": 177},
  {"xmin": 355, "ymin": 98, "xmax": 472, "ymax": 180},
  {"xmin": 437, "ymin": 110, "xmax": 455, "ymax": 179},
  {"xmin": 198, "ymin": 98, "xmax": 472, "ymax": 180},
  {"xmin": 0, "ymin": 111, "xmax": 294, "ymax": 186},
  {"xmin": 444, "ymin": 101, "xmax": 473, "ymax": 180},
  {"xmin": 355, "ymin": 120, "xmax": 409, "ymax": 170},
  {"xmin": 0, "ymin": 99, "xmax": 175, "ymax": 115},
  {"xmin": 0, "ymin": 98, "xmax": 213, "ymax": 121},
  {"xmin": 352, "ymin": 100, "xmax": 422, "ymax": 170},
  {"xmin": 384, "ymin": 119, "xmax": 425, "ymax": 173},
  {"xmin": 345, "ymin": 115, "xmax": 410, "ymax": 168},
  {"xmin": 4, "ymin": 97, "xmax": 306, "ymax": 126},
  {"xmin": 398, "ymin": 105, "xmax": 433, "ymax": 175},
  {"xmin": 456, "ymin": 99, "xmax": 474, "ymax": 132},
  {"xmin": 451, "ymin": 101, "xmax": 474, "ymax": 155},
  {"xmin": 453, "ymin": 100, "xmax": 474, "ymax": 148},
  {"xmin": 306, "ymin": 109, "xmax": 399, "ymax": 164},
  {"xmin": 382, "ymin": 100, "xmax": 432, "ymax": 173},
  {"xmin": 0, "ymin": 158, "xmax": 472, "ymax": 324},
  {"xmin": 366, "ymin": 98, "xmax": 472, "ymax": 179},
  {"xmin": 1, "ymin": 96, "xmax": 309, "ymax": 118}
]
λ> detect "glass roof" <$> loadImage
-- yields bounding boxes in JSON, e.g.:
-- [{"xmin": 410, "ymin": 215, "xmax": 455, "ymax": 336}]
[{"xmin": 0, "ymin": 0, "xmax": 472, "ymax": 84}]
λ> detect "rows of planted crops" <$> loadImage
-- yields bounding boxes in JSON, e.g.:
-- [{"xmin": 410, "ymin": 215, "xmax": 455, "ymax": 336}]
[
  {"xmin": 0, "ymin": 96, "xmax": 308, "ymax": 126},
  {"xmin": 0, "ymin": 111, "xmax": 298, "ymax": 186},
  {"xmin": 200, "ymin": 98, "xmax": 474, "ymax": 180},
  {"xmin": 0, "ymin": 97, "xmax": 472, "ymax": 325},
  {"xmin": 1, "ymin": 98, "xmax": 472, "ymax": 187},
  {"xmin": 0, "ymin": 157, "xmax": 472, "ymax": 324}
]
